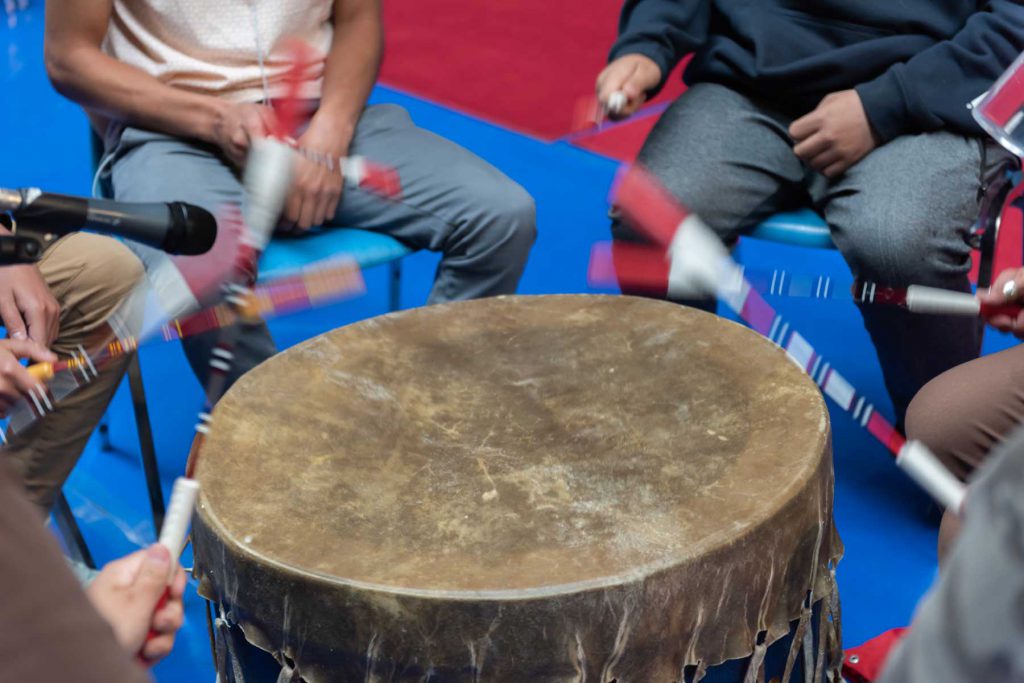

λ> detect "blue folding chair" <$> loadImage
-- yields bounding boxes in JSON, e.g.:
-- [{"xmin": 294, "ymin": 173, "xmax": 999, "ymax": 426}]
[{"xmin": 748, "ymin": 209, "xmax": 834, "ymax": 251}]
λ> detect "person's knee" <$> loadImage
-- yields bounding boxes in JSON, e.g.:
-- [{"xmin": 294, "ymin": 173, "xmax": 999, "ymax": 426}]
[
  {"xmin": 905, "ymin": 379, "xmax": 949, "ymax": 450},
  {"xmin": 834, "ymin": 201, "xmax": 972, "ymax": 287},
  {"xmin": 84, "ymin": 235, "xmax": 145, "ymax": 302},
  {"xmin": 905, "ymin": 374, "xmax": 974, "ymax": 480},
  {"xmin": 471, "ymin": 180, "xmax": 537, "ymax": 260}
]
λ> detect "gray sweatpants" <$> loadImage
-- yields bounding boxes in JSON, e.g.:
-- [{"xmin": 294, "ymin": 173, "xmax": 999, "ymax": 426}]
[
  {"xmin": 103, "ymin": 103, "xmax": 537, "ymax": 389},
  {"xmin": 615, "ymin": 83, "xmax": 1010, "ymax": 422}
]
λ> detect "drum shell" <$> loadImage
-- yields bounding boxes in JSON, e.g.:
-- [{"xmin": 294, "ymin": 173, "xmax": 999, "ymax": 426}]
[{"xmin": 194, "ymin": 442, "xmax": 839, "ymax": 681}]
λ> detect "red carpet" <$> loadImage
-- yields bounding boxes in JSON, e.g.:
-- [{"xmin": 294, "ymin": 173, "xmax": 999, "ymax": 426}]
[{"xmin": 380, "ymin": 0, "xmax": 685, "ymax": 141}]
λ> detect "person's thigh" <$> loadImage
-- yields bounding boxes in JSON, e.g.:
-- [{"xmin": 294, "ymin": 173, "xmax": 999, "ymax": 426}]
[
  {"xmin": 108, "ymin": 127, "xmax": 248, "ymax": 215},
  {"xmin": 906, "ymin": 343, "xmax": 1024, "ymax": 481},
  {"xmin": 823, "ymin": 133, "xmax": 988, "ymax": 420},
  {"xmin": 331, "ymin": 104, "xmax": 535, "ymax": 250},
  {"xmin": 618, "ymin": 82, "xmax": 808, "ymax": 242},
  {"xmin": 823, "ymin": 132, "xmax": 983, "ymax": 288},
  {"xmin": 325, "ymin": 104, "xmax": 536, "ymax": 302},
  {"xmin": 3, "ymin": 234, "xmax": 145, "ymax": 512},
  {"xmin": 108, "ymin": 128, "xmax": 276, "ymax": 387}
]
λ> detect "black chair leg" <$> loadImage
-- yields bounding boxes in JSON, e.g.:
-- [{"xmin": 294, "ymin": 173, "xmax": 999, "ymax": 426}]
[
  {"xmin": 127, "ymin": 355, "xmax": 165, "ymax": 531},
  {"xmin": 388, "ymin": 259, "xmax": 403, "ymax": 312},
  {"xmin": 97, "ymin": 416, "xmax": 114, "ymax": 452},
  {"xmin": 53, "ymin": 492, "xmax": 95, "ymax": 569}
]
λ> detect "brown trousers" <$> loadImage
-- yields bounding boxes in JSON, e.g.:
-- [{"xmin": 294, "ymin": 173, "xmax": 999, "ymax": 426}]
[
  {"xmin": 3, "ymin": 233, "xmax": 144, "ymax": 513},
  {"xmin": 906, "ymin": 342, "xmax": 1024, "ymax": 481},
  {"xmin": 906, "ymin": 342, "xmax": 1024, "ymax": 558}
]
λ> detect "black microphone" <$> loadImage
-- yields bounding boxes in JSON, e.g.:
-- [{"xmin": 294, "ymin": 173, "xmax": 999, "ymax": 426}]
[{"xmin": 0, "ymin": 188, "xmax": 217, "ymax": 256}]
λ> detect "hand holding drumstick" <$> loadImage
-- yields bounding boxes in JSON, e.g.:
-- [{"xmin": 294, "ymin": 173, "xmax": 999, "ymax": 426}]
[{"xmin": 979, "ymin": 267, "xmax": 1024, "ymax": 337}]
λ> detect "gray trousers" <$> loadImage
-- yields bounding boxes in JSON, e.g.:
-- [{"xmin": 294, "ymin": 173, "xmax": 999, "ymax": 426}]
[
  {"xmin": 615, "ymin": 83, "xmax": 1008, "ymax": 422},
  {"xmin": 104, "ymin": 103, "xmax": 536, "ymax": 389}
]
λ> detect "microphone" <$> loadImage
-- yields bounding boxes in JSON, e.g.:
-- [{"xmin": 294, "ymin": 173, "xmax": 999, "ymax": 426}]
[{"xmin": 0, "ymin": 188, "xmax": 217, "ymax": 256}]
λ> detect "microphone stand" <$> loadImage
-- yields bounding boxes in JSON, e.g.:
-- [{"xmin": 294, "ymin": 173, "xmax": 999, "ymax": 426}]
[{"xmin": 0, "ymin": 209, "xmax": 49, "ymax": 266}]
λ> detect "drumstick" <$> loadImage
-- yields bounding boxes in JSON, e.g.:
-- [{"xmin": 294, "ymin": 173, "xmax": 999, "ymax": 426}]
[
  {"xmin": 612, "ymin": 164, "xmax": 966, "ymax": 510},
  {"xmin": 0, "ymin": 203, "xmax": 259, "ymax": 437},
  {"xmin": 289, "ymin": 146, "xmax": 403, "ymax": 200},
  {"xmin": 896, "ymin": 441, "xmax": 966, "ymax": 513},
  {"xmin": 139, "ymin": 477, "xmax": 200, "ymax": 665},
  {"xmin": 570, "ymin": 90, "xmax": 629, "ymax": 133},
  {"xmin": 589, "ymin": 239, "xmax": 1024, "ymax": 319},
  {"xmin": 186, "ymin": 40, "xmax": 312, "ymax": 478},
  {"xmin": 5, "ymin": 247, "xmax": 363, "ymax": 440}
]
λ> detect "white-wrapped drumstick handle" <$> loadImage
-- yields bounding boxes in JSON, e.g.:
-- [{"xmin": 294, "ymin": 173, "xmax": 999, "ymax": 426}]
[
  {"xmin": 666, "ymin": 214, "xmax": 743, "ymax": 300},
  {"xmin": 607, "ymin": 91, "xmax": 628, "ymax": 115},
  {"xmin": 904, "ymin": 286, "xmax": 982, "ymax": 316},
  {"xmin": 242, "ymin": 138, "xmax": 295, "ymax": 249},
  {"xmin": 158, "ymin": 477, "xmax": 201, "ymax": 573},
  {"xmin": 896, "ymin": 440, "xmax": 966, "ymax": 513}
]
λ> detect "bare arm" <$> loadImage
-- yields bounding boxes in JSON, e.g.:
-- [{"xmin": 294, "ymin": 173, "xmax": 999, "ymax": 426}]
[
  {"xmin": 285, "ymin": 0, "xmax": 382, "ymax": 229},
  {"xmin": 44, "ymin": 0, "xmax": 272, "ymax": 164},
  {"xmin": 303, "ymin": 0, "xmax": 382, "ymax": 154}
]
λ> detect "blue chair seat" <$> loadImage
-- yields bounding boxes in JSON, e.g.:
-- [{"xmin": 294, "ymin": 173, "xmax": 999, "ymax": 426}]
[
  {"xmin": 259, "ymin": 228, "xmax": 413, "ymax": 281},
  {"xmin": 748, "ymin": 209, "xmax": 834, "ymax": 250}
]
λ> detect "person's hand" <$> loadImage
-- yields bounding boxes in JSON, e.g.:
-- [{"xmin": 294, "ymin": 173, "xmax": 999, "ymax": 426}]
[
  {"xmin": 979, "ymin": 267, "xmax": 1024, "ymax": 338},
  {"xmin": 280, "ymin": 120, "xmax": 350, "ymax": 233},
  {"xmin": 212, "ymin": 102, "xmax": 278, "ymax": 168},
  {"xmin": 0, "ymin": 265, "xmax": 60, "ymax": 346},
  {"xmin": 595, "ymin": 54, "xmax": 663, "ymax": 120},
  {"xmin": 0, "ymin": 338, "xmax": 56, "ymax": 416},
  {"xmin": 85, "ymin": 545, "xmax": 187, "ymax": 665},
  {"xmin": 790, "ymin": 90, "xmax": 879, "ymax": 178}
]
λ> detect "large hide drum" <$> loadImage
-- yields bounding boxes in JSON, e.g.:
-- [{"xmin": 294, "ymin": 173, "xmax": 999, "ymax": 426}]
[{"xmin": 193, "ymin": 295, "xmax": 842, "ymax": 682}]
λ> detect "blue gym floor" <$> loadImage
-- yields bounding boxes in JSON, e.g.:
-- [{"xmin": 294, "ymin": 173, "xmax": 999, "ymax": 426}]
[{"xmin": 4, "ymin": 5, "xmax": 1016, "ymax": 680}]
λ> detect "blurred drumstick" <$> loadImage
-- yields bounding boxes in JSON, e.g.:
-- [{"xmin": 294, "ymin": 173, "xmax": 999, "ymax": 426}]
[
  {"xmin": 611, "ymin": 163, "xmax": 965, "ymax": 511},
  {"xmin": 185, "ymin": 37, "xmax": 310, "ymax": 477},
  {"xmin": 589, "ymin": 240, "xmax": 1024, "ymax": 319},
  {"xmin": 570, "ymin": 90, "xmax": 629, "ymax": 133},
  {"xmin": 0, "ymin": 205, "xmax": 255, "ymax": 437},
  {"xmin": 18, "ymin": 255, "xmax": 364, "ymax": 406},
  {"xmin": 288, "ymin": 144, "xmax": 403, "ymax": 200},
  {"xmin": 139, "ymin": 477, "xmax": 200, "ymax": 666},
  {"xmin": 896, "ymin": 442, "xmax": 966, "ymax": 513}
]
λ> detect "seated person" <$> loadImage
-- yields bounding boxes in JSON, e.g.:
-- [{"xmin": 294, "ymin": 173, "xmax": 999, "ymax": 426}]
[
  {"xmin": 595, "ymin": 0, "xmax": 1024, "ymax": 423},
  {"xmin": 906, "ymin": 266, "xmax": 1024, "ymax": 560},
  {"xmin": 1, "ymin": 438, "xmax": 185, "ymax": 678},
  {"xmin": 0, "ymin": 224, "xmax": 144, "ymax": 513},
  {"xmin": 44, "ymin": 0, "xmax": 537, "ymax": 392}
]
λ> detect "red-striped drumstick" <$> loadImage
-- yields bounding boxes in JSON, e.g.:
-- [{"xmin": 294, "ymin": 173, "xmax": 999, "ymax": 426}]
[
  {"xmin": 611, "ymin": 164, "xmax": 965, "ymax": 510},
  {"xmin": 589, "ymin": 240, "xmax": 1024, "ymax": 320},
  {"xmin": 184, "ymin": 39, "xmax": 311, "ymax": 477},
  {"xmin": 570, "ymin": 91, "xmax": 629, "ymax": 133},
  {"xmin": 138, "ymin": 477, "xmax": 200, "ymax": 666}
]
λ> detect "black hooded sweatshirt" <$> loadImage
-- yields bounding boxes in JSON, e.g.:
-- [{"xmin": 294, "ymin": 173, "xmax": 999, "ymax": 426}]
[{"xmin": 610, "ymin": 1, "xmax": 1024, "ymax": 142}]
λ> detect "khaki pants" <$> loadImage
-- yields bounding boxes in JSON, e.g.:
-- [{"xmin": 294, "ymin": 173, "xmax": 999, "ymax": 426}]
[{"xmin": 3, "ymin": 233, "xmax": 144, "ymax": 513}]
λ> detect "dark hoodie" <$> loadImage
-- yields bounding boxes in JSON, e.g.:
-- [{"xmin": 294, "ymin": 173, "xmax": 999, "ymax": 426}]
[{"xmin": 610, "ymin": 1, "xmax": 1024, "ymax": 142}]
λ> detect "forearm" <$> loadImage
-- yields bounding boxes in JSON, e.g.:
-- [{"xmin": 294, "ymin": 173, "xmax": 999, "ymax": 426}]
[
  {"xmin": 46, "ymin": 44, "xmax": 228, "ymax": 143},
  {"xmin": 855, "ymin": 1, "xmax": 1024, "ymax": 142},
  {"xmin": 610, "ymin": 0, "xmax": 709, "ymax": 95},
  {"xmin": 306, "ymin": 1, "xmax": 382, "ymax": 154}
]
